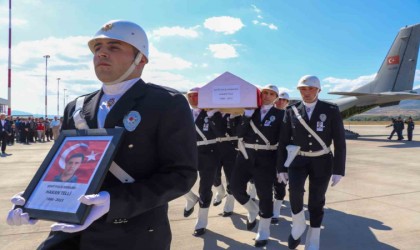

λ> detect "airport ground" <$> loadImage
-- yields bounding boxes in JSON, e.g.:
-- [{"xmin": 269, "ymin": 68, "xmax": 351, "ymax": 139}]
[{"xmin": 0, "ymin": 125, "xmax": 419, "ymax": 250}]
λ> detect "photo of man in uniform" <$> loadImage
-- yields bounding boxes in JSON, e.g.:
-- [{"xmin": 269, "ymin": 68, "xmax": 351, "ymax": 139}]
[{"xmin": 53, "ymin": 153, "xmax": 85, "ymax": 183}]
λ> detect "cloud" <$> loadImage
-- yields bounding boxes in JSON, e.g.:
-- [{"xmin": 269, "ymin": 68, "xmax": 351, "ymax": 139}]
[
  {"xmin": 151, "ymin": 25, "xmax": 200, "ymax": 40},
  {"xmin": 415, "ymin": 69, "xmax": 420, "ymax": 82},
  {"xmin": 204, "ymin": 16, "xmax": 244, "ymax": 35},
  {"xmin": 208, "ymin": 44, "xmax": 238, "ymax": 59},
  {"xmin": 0, "ymin": 17, "xmax": 28, "ymax": 26},
  {"xmin": 252, "ymin": 20, "xmax": 278, "ymax": 30},
  {"xmin": 0, "ymin": 35, "xmax": 197, "ymax": 114},
  {"xmin": 148, "ymin": 44, "xmax": 193, "ymax": 70},
  {"xmin": 251, "ymin": 5, "xmax": 261, "ymax": 14},
  {"xmin": 323, "ymin": 73, "xmax": 377, "ymax": 92}
]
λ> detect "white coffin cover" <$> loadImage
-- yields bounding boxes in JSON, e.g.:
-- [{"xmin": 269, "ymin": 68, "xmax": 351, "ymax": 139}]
[{"xmin": 198, "ymin": 72, "xmax": 258, "ymax": 109}]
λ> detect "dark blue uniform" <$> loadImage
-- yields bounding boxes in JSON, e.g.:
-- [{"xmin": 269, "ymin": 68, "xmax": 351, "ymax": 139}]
[
  {"xmin": 195, "ymin": 110, "xmax": 224, "ymax": 208},
  {"xmin": 38, "ymin": 79, "xmax": 198, "ymax": 250},
  {"xmin": 231, "ymin": 107, "xmax": 284, "ymax": 218},
  {"xmin": 277, "ymin": 100, "xmax": 346, "ymax": 227}
]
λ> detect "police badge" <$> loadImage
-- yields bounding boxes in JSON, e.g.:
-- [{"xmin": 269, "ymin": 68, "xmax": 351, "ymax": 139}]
[
  {"xmin": 270, "ymin": 115, "xmax": 276, "ymax": 122},
  {"xmin": 319, "ymin": 114, "xmax": 327, "ymax": 122},
  {"xmin": 123, "ymin": 111, "xmax": 141, "ymax": 132}
]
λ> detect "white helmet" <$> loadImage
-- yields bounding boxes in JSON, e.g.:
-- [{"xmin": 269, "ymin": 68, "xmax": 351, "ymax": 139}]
[
  {"xmin": 261, "ymin": 84, "xmax": 279, "ymax": 96},
  {"xmin": 88, "ymin": 20, "xmax": 149, "ymax": 61},
  {"xmin": 297, "ymin": 75, "xmax": 321, "ymax": 90},
  {"xmin": 278, "ymin": 91, "xmax": 290, "ymax": 101}
]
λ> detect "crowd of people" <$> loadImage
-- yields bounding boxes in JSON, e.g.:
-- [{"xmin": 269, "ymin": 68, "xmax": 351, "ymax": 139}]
[
  {"xmin": 386, "ymin": 116, "xmax": 416, "ymax": 141},
  {"xmin": 0, "ymin": 115, "xmax": 63, "ymax": 156}
]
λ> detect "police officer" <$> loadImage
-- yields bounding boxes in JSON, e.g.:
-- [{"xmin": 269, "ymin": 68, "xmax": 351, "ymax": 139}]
[
  {"xmin": 7, "ymin": 20, "xmax": 197, "ymax": 250},
  {"xmin": 272, "ymin": 90, "xmax": 290, "ymax": 224},
  {"xmin": 231, "ymin": 84, "xmax": 284, "ymax": 247},
  {"xmin": 214, "ymin": 112, "xmax": 241, "ymax": 216},
  {"xmin": 277, "ymin": 75, "xmax": 346, "ymax": 250},
  {"xmin": 184, "ymin": 87, "xmax": 223, "ymax": 236},
  {"xmin": 0, "ymin": 113, "xmax": 12, "ymax": 155},
  {"xmin": 405, "ymin": 117, "xmax": 415, "ymax": 141}
]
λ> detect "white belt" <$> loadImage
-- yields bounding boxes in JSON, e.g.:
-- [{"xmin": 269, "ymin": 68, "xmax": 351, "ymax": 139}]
[
  {"xmin": 197, "ymin": 138, "xmax": 219, "ymax": 146},
  {"xmin": 244, "ymin": 143, "xmax": 278, "ymax": 151},
  {"xmin": 219, "ymin": 136, "xmax": 238, "ymax": 142},
  {"xmin": 298, "ymin": 148, "xmax": 330, "ymax": 157}
]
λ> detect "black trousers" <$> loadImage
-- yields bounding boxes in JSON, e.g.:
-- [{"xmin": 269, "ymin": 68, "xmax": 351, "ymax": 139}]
[
  {"xmin": 288, "ymin": 154, "xmax": 333, "ymax": 227},
  {"xmin": 273, "ymin": 181, "xmax": 286, "ymax": 200},
  {"xmin": 231, "ymin": 149, "xmax": 276, "ymax": 219},
  {"xmin": 0, "ymin": 132, "xmax": 7, "ymax": 153},
  {"xmin": 407, "ymin": 129, "xmax": 413, "ymax": 141},
  {"xmin": 197, "ymin": 145, "xmax": 221, "ymax": 208},
  {"xmin": 213, "ymin": 141, "xmax": 237, "ymax": 194}
]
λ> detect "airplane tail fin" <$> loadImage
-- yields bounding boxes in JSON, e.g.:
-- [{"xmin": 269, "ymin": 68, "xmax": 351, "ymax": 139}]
[{"xmin": 353, "ymin": 24, "xmax": 420, "ymax": 93}]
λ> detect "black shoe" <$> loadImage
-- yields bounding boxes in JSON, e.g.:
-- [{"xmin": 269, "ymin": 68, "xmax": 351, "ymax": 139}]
[
  {"xmin": 288, "ymin": 234, "xmax": 301, "ymax": 249},
  {"xmin": 193, "ymin": 228, "xmax": 206, "ymax": 236},
  {"xmin": 213, "ymin": 199, "xmax": 222, "ymax": 206},
  {"xmin": 184, "ymin": 207, "xmax": 194, "ymax": 217},
  {"xmin": 246, "ymin": 219, "xmax": 257, "ymax": 230},
  {"xmin": 254, "ymin": 239, "xmax": 268, "ymax": 248},
  {"xmin": 271, "ymin": 217, "xmax": 279, "ymax": 224},
  {"xmin": 221, "ymin": 211, "xmax": 233, "ymax": 217}
]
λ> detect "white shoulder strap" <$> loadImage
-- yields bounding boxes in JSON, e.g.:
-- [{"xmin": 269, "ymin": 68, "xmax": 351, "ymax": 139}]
[
  {"xmin": 195, "ymin": 124, "xmax": 207, "ymax": 141},
  {"xmin": 71, "ymin": 96, "xmax": 136, "ymax": 183},
  {"xmin": 291, "ymin": 106, "xmax": 329, "ymax": 153},
  {"xmin": 250, "ymin": 120, "xmax": 270, "ymax": 145}
]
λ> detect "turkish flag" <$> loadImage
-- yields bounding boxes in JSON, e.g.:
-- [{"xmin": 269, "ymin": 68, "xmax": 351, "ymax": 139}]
[
  {"xmin": 387, "ymin": 55, "xmax": 400, "ymax": 65},
  {"xmin": 43, "ymin": 140, "xmax": 110, "ymax": 184}
]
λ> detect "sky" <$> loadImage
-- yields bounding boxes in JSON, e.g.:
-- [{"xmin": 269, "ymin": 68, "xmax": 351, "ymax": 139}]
[{"xmin": 0, "ymin": 0, "xmax": 419, "ymax": 116}]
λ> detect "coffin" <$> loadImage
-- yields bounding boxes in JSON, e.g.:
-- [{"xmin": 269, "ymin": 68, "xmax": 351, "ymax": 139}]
[{"xmin": 198, "ymin": 72, "xmax": 260, "ymax": 114}]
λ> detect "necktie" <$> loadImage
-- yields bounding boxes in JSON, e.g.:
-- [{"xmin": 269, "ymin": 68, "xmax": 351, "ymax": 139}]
[{"xmin": 306, "ymin": 107, "xmax": 311, "ymax": 113}]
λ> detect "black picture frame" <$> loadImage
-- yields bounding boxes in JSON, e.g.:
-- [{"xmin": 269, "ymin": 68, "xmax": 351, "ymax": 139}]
[{"xmin": 21, "ymin": 128, "xmax": 124, "ymax": 224}]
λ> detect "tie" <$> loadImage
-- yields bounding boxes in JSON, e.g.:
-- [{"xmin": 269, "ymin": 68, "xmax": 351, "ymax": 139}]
[{"xmin": 306, "ymin": 107, "xmax": 311, "ymax": 113}]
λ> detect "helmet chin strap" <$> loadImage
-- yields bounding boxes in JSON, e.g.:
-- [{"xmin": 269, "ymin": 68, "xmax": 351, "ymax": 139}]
[{"xmin": 103, "ymin": 52, "xmax": 143, "ymax": 85}]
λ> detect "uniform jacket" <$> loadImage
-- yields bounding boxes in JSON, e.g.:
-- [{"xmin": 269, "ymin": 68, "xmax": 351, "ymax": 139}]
[
  {"xmin": 237, "ymin": 107, "xmax": 284, "ymax": 146},
  {"xmin": 0, "ymin": 119, "xmax": 12, "ymax": 135},
  {"xmin": 277, "ymin": 100, "xmax": 346, "ymax": 175},
  {"xmin": 58, "ymin": 79, "xmax": 198, "ymax": 249},
  {"xmin": 195, "ymin": 110, "xmax": 223, "ymax": 150}
]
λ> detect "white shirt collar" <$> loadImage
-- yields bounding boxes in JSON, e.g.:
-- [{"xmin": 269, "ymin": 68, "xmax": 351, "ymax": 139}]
[{"xmin": 102, "ymin": 78, "xmax": 140, "ymax": 95}]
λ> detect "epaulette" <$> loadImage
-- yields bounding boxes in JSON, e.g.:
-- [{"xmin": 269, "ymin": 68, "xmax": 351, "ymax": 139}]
[
  {"xmin": 147, "ymin": 82, "xmax": 181, "ymax": 95},
  {"xmin": 322, "ymin": 100, "xmax": 338, "ymax": 109}
]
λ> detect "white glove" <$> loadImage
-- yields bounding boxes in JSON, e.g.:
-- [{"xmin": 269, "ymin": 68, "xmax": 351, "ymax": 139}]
[
  {"xmin": 51, "ymin": 191, "xmax": 110, "ymax": 233},
  {"xmin": 244, "ymin": 109, "xmax": 255, "ymax": 117},
  {"xmin": 206, "ymin": 109, "xmax": 219, "ymax": 118},
  {"xmin": 331, "ymin": 175, "xmax": 343, "ymax": 187},
  {"xmin": 6, "ymin": 192, "xmax": 38, "ymax": 226},
  {"xmin": 277, "ymin": 172, "xmax": 288, "ymax": 184}
]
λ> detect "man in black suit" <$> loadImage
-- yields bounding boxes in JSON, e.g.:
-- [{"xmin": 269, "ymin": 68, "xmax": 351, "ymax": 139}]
[
  {"xmin": 7, "ymin": 20, "xmax": 197, "ymax": 250},
  {"xmin": 231, "ymin": 85, "xmax": 285, "ymax": 247},
  {"xmin": 277, "ymin": 75, "xmax": 346, "ymax": 250},
  {"xmin": 0, "ymin": 113, "xmax": 12, "ymax": 155}
]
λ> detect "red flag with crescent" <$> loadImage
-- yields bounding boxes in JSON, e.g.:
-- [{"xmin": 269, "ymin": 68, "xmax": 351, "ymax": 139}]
[
  {"xmin": 43, "ymin": 140, "xmax": 110, "ymax": 183},
  {"xmin": 387, "ymin": 55, "xmax": 400, "ymax": 65}
]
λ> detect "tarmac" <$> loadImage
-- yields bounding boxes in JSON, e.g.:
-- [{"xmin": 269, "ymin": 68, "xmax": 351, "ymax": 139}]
[{"xmin": 0, "ymin": 125, "xmax": 419, "ymax": 250}]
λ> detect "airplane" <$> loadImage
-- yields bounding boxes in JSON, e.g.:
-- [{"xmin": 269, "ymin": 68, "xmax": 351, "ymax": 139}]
[{"xmin": 328, "ymin": 23, "xmax": 420, "ymax": 120}]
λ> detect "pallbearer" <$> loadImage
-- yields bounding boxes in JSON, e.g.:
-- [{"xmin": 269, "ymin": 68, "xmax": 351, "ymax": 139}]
[
  {"xmin": 277, "ymin": 75, "xmax": 346, "ymax": 250},
  {"xmin": 231, "ymin": 84, "xmax": 284, "ymax": 247}
]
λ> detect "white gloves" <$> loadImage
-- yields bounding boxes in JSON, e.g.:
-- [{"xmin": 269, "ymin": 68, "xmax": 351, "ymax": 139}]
[
  {"xmin": 6, "ymin": 192, "xmax": 38, "ymax": 226},
  {"xmin": 51, "ymin": 191, "xmax": 110, "ymax": 233},
  {"xmin": 277, "ymin": 172, "xmax": 288, "ymax": 184},
  {"xmin": 206, "ymin": 109, "xmax": 219, "ymax": 118},
  {"xmin": 331, "ymin": 175, "xmax": 343, "ymax": 187},
  {"xmin": 244, "ymin": 109, "xmax": 255, "ymax": 117}
]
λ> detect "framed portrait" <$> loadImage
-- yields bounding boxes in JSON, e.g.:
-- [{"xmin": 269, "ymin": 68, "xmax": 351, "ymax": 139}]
[{"xmin": 21, "ymin": 128, "xmax": 124, "ymax": 224}]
